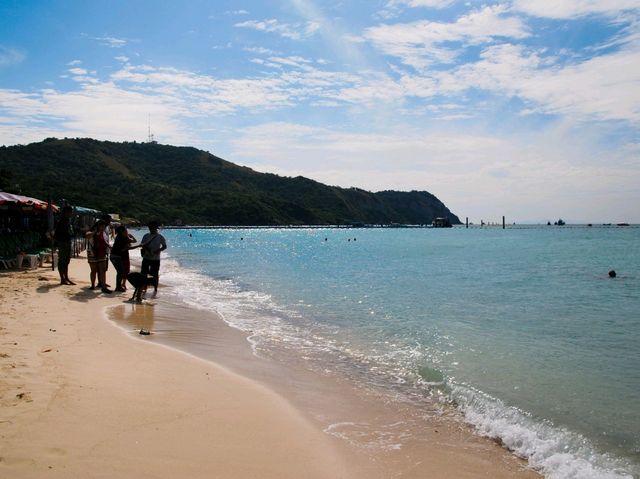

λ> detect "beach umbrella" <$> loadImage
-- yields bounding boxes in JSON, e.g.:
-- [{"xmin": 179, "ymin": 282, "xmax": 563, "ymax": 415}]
[{"xmin": 0, "ymin": 191, "xmax": 54, "ymax": 211}]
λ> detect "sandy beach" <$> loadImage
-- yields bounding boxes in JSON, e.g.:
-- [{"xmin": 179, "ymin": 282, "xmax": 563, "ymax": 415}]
[{"xmin": 0, "ymin": 256, "xmax": 541, "ymax": 478}]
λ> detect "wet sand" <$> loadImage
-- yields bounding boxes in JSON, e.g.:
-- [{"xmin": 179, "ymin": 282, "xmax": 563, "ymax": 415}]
[
  {"xmin": 109, "ymin": 282, "xmax": 542, "ymax": 478},
  {"xmin": 0, "ymin": 258, "xmax": 352, "ymax": 478},
  {"xmin": 0, "ymin": 256, "xmax": 541, "ymax": 478}
]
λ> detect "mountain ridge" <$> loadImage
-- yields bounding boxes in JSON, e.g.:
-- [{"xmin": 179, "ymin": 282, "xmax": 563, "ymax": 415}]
[{"xmin": 0, "ymin": 138, "xmax": 461, "ymax": 226}]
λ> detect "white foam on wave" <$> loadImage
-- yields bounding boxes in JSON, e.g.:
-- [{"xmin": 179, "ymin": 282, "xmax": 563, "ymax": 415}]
[
  {"xmin": 151, "ymin": 253, "xmax": 637, "ymax": 479},
  {"xmin": 451, "ymin": 384, "xmax": 635, "ymax": 479},
  {"xmin": 152, "ymin": 254, "xmax": 329, "ymax": 358},
  {"xmin": 324, "ymin": 421, "xmax": 412, "ymax": 451}
]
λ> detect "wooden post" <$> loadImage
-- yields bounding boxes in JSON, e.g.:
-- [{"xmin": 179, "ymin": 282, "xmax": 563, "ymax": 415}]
[
  {"xmin": 502, "ymin": 216, "xmax": 506, "ymax": 229},
  {"xmin": 466, "ymin": 217, "xmax": 469, "ymax": 228}
]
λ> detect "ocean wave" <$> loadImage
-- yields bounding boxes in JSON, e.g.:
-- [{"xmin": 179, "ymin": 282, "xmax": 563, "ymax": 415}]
[{"xmin": 452, "ymin": 385, "xmax": 634, "ymax": 479}]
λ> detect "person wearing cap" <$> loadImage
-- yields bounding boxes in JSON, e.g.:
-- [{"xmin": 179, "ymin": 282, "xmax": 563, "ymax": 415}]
[{"xmin": 139, "ymin": 221, "xmax": 167, "ymax": 295}]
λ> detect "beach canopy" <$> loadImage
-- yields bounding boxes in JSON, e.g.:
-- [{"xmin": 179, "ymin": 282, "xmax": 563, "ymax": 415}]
[
  {"xmin": 0, "ymin": 192, "xmax": 58, "ymax": 212},
  {"xmin": 74, "ymin": 206, "xmax": 100, "ymax": 214}
]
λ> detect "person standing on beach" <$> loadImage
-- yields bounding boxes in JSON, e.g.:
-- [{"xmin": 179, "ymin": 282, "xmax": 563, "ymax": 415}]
[
  {"xmin": 101, "ymin": 214, "xmax": 113, "ymax": 277},
  {"xmin": 53, "ymin": 205, "xmax": 76, "ymax": 285},
  {"xmin": 86, "ymin": 220, "xmax": 112, "ymax": 294},
  {"xmin": 110, "ymin": 225, "xmax": 137, "ymax": 292},
  {"xmin": 85, "ymin": 223, "xmax": 100, "ymax": 289},
  {"xmin": 140, "ymin": 221, "xmax": 167, "ymax": 296}
]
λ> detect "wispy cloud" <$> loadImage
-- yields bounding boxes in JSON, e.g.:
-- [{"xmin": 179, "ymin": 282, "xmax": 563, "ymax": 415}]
[
  {"xmin": 228, "ymin": 121, "xmax": 640, "ymax": 222},
  {"xmin": 244, "ymin": 46, "xmax": 279, "ymax": 55},
  {"xmin": 512, "ymin": 0, "xmax": 640, "ymax": 19},
  {"xmin": 226, "ymin": 9, "xmax": 249, "ymax": 15},
  {"xmin": 92, "ymin": 36, "xmax": 128, "ymax": 48},
  {"xmin": 378, "ymin": 0, "xmax": 454, "ymax": 19},
  {"xmin": 235, "ymin": 19, "xmax": 320, "ymax": 40},
  {"xmin": 364, "ymin": 5, "xmax": 530, "ymax": 69},
  {"xmin": 0, "ymin": 46, "xmax": 25, "ymax": 66},
  {"xmin": 436, "ymin": 42, "xmax": 640, "ymax": 123},
  {"xmin": 0, "ymin": 82, "xmax": 191, "ymax": 146},
  {"xmin": 390, "ymin": 0, "xmax": 454, "ymax": 7}
]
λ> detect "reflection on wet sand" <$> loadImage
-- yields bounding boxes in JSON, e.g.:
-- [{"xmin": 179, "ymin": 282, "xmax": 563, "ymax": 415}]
[{"xmin": 109, "ymin": 302, "xmax": 156, "ymax": 335}]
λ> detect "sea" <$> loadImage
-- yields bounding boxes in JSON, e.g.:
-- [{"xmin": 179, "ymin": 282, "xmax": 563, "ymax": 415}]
[{"xmin": 131, "ymin": 225, "xmax": 639, "ymax": 478}]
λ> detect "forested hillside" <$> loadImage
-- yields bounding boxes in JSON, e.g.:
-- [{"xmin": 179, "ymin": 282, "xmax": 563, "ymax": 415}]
[{"xmin": 0, "ymin": 138, "xmax": 461, "ymax": 226}]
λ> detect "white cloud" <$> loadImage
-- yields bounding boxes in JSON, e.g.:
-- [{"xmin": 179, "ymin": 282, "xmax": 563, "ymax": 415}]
[
  {"xmin": 437, "ymin": 42, "xmax": 640, "ymax": 123},
  {"xmin": 244, "ymin": 46, "xmax": 279, "ymax": 55},
  {"xmin": 67, "ymin": 59, "xmax": 82, "ymax": 66},
  {"xmin": 0, "ymin": 82, "xmax": 193, "ymax": 147},
  {"xmin": 228, "ymin": 121, "xmax": 640, "ymax": 222},
  {"xmin": 0, "ymin": 46, "xmax": 25, "ymax": 66},
  {"xmin": 114, "ymin": 55, "xmax": 130, "ymax": 62},
  {"xmin": 93, "ymin": 36, "xmax": 128, "ymax": 48},
  {"xmin": 365, "ymin": 5, "xmax": 530, "ymax": 68},
  {"xmin": 378, "ymin": 0, "xmax": 454, "ymax": 19},
  {"xmin": 512, "ymin": 0, "xmax": 640, "ymax": 19},
  {"xmin": 235, "ymin": 19, "xmax": 320, "ymax": 40},
  {"xmin": 388, "ymin": 0, "xmax": 454, "ymax": 9},
  {"xmin": 68, "ymin": 67, "xmax": 88, "ymax": 76}
]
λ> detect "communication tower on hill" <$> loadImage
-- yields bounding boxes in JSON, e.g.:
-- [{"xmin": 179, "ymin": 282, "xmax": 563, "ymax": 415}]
[{"xmin": 147, "ymin": 114, "xmax": 157, "ymax": 144}]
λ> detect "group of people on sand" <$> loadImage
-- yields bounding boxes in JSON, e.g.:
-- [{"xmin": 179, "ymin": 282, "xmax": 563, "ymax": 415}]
[{"xmin": 53, "ymin": 208, "xmax": 167, "ymax": 299}]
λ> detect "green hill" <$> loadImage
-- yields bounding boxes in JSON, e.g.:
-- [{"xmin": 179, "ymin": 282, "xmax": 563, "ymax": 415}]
[{"xmin": 0, "ymin": 138, "xmax": 461, "ymax": 226}]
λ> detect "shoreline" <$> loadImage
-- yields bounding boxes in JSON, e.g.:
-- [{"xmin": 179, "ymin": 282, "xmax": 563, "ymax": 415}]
[
  {"xmin": 1, "ymin": 256, "xmax": 540, "ymax": 478},
  {"xmin": 113, "ymin": 258, "xmax": 541, "ymax": 478}
]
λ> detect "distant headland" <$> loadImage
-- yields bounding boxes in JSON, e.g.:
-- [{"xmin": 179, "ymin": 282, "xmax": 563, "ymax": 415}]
[{"xmin": 0, "ymin": 138, "xmax": 461, "ymax": 227}]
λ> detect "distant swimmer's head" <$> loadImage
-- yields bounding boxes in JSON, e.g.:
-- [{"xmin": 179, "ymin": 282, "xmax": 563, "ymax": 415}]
[{"xmin": 608, "ymin": 270, "xmax": 617, "ymax": 278}]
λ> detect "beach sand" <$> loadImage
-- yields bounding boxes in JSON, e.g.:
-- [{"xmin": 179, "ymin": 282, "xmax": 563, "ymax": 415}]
[{"xmin": 0, "ymin": 256, "xmax": 541, "ymax": 478}]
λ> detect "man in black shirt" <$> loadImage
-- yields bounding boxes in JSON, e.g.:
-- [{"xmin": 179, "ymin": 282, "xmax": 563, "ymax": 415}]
[{"xmin": 54, "ymin": 206, "xmax": 75, "ymax": 285}]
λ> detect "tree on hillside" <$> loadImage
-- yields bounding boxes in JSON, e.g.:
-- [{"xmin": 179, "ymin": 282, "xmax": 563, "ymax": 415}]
[{"xmin": 0, "ymin": 168, "xmax": 14, "ymax": 191}]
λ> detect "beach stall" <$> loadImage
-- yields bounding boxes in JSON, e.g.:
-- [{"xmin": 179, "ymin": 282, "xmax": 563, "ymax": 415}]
[
  {"xmin": 0, "ymin": 192, "xmax": 58, "ymax": 268},
  {"xmin": 74, "ymin": 206, "xmax": 101, "ymax": 231}
]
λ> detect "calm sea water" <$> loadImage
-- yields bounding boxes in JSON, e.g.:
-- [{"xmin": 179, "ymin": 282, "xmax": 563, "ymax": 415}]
[{"xmin": 150, "ymin": 226, "xmax": 639, "ymax": 478}]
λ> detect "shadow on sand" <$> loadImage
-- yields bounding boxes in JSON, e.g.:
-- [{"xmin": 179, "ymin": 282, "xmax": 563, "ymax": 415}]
[{"xmin": 36, "ymin": 282, "xmax": 65, "ymax": 294}]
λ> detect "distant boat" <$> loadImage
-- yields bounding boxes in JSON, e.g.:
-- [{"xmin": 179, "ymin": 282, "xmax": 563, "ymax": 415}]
[
  {"xmin": 617, "ymin": 223, "xmax": 630, "ymax": 227},
  {"xmin": 554, "ymin": 219, "xmax": 566, "ymax": 226},
  {"xmin": 432, "ymin": 217, "xmax": 452, "ymax": 228}
]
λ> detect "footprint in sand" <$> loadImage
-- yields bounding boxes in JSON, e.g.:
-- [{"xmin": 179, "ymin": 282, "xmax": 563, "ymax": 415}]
[{"xmin": 14, "ymin": 391, "xmax": 33, "ymax": 403}]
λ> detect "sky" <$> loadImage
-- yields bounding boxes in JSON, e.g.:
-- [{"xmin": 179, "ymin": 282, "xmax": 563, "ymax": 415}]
[{"xmin": 0, "ymin": 0, "xmax": 639, "ymax": 223}]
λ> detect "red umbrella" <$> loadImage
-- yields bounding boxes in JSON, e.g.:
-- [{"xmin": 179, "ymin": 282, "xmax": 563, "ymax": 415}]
[{"xmin": 0, "ymin": 192, "xmax": 59, "ymax": 212}]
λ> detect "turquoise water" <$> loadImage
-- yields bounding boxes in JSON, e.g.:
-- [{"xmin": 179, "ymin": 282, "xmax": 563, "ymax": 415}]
[{"xmin": 155, "ymin": 226, "xmax": 639, "ymax": 478}]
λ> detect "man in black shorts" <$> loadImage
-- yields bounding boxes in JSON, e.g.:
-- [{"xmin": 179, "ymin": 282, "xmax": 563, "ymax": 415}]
[
  {"xmin": 53, "ymin": 205, "xmax": 76, "ymax": 285},
  {"xmin": 140, "ymin": 221, "xmax": 167, "ymax": 295}
]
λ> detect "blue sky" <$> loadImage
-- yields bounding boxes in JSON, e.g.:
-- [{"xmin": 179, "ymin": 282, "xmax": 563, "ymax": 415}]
[{"xmin": 1, "ymin": 0, "xmax": 639, "ymax": 223}]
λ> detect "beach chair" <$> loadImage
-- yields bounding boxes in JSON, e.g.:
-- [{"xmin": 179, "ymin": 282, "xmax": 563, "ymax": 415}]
[
  {"xmin": 0, "ymin": 256, "xmax": 18, "ymax": 270},
  {"xmin": 17, "ymin": 253, "xmax": 40, "ymax": 269}
]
